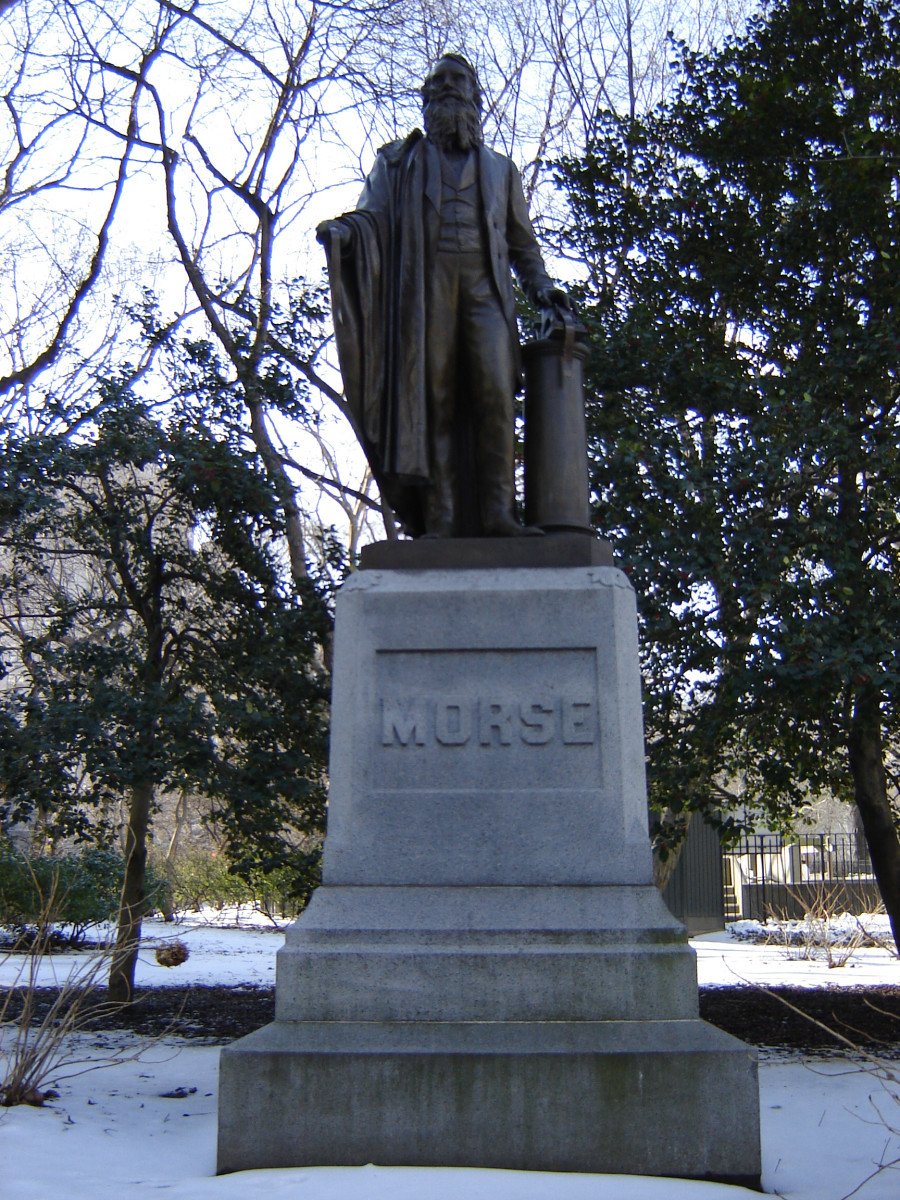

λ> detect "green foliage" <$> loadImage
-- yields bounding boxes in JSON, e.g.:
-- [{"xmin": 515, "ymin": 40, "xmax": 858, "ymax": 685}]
[
  {"xmin": 162, "ymin": 849, "xmax": 256, "ymax": 912},
  {"xmin": 159, "ymin": 845, "xmax": 322, "ymax": 920},
  {"xmin": 0, "ymin": 847, "xmax": 168, "ymax": 944},
  {"xmin": 558, "ymin": 0, "xmax": 900, "ymax": 845},
  {"xmin": 0, "ymin": 333, "xmax": 331, "ymax": 876}
]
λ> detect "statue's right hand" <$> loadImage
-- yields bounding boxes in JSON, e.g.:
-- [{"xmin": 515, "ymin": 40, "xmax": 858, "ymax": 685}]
[{"xmin": 316, "ymin": 220, "xmax": 351, "ymax": 248}]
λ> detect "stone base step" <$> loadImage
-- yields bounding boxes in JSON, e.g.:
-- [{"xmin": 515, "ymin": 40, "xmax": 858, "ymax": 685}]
[{"xmin": 218, "ymin": 1017, "xmax": 760, "ymax": 1186}]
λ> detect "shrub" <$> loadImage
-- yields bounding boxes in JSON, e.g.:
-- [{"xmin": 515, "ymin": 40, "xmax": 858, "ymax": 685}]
[
  {"xmin": 161, "ymin": 849, "xmax": 253, "ymax": 913},
  {"xmin": 159, "ymin": 845, "xmax": 321, "ymax": 920},
  {"xmin": 0, "ymin": 846, "xmax": 169, "ymax": 946},
  {"xmin": 1, "ymin": 872, "xmax": 125, "ymax": 1106}
]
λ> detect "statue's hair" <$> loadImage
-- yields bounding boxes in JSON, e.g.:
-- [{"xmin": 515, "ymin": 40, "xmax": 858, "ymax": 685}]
[{"xmin": 421, "ymin": 54, "xmax": 483, "ymax": 112}]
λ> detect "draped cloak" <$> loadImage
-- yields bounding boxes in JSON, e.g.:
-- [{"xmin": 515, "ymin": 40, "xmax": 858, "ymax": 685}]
[{"xmin": 323, "ymin": 129, "xmax": 554, "ymax": 536}]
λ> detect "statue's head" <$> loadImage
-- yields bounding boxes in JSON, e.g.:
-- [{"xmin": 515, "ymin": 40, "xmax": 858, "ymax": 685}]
[{"xmin": 422, "ymin": 54, "xmax": 483, "ymax": 150}]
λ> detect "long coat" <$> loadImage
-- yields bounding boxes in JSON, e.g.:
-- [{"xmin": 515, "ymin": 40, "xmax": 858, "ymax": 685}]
[{"xmin": 324, "ymin": 130, "xmax": 554, "ymax": 536}]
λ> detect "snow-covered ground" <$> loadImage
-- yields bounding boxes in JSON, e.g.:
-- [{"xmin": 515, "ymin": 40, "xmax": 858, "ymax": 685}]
[
  {"xmin": 5, "ymin": 907, "xmax": 899, "ymax": 991},
  {"xmin": 694, "ymin": 916, "xmax": 900, "ymax": 989},
  {"xmin": 2, "ymin": 909, "xmax": 900, "ymax": 1200}
]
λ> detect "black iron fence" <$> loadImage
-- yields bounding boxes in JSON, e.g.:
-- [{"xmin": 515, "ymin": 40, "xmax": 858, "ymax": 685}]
[
  {"xmin": 663, "ymin": 828, "xmax": 884, "ymax": 931},
  {"xmin": 722, "ymin": 833, "xmax": 881, "ymax": 922}
]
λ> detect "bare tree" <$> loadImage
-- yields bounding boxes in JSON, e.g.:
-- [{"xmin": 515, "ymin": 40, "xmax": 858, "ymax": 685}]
[
  {"xmin": 372, "ymin": 0, "xmax": 752, "ymax": 218},
  {"xmin": 5, "ymin": 1, "xmax": 403, "ymax": 571},
  {"xmin": 0, "ymin": 2, "xmax": 166, "ymax": 398},
  {"xmin": 1, "ymin": 0, "xmax": 752, "ymax": 472}
]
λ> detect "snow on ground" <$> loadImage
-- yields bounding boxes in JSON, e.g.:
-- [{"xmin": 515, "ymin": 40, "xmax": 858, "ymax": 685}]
[
  {"xmin": 3, "ymin": 912, "xmax": 900, "ymax": 1200},
  {"xmin": 3, "ymin": 907, "xmax": 897, "ymax": 993},
  {"xmin": 5, "ymin": 907, "xmax": 899, "ymax": 992},
  {"xmin": 0, "ymin": 906, "xmax": 286, "ymax": 990},
  {"xmin": 693, "ymin": 915, "xmax": 900, "ymax": 989},
  {"xmin": 3, "ymin": 1036, "xmax": 899, "ymax": 1200}
]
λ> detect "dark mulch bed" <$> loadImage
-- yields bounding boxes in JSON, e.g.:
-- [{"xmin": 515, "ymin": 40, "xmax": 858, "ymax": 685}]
[
  {"xmin": 3, "ymin": 985, "xmax": 275, "ymax": 1043},
  {"xmin": 699, "ymin": 985, "xmax": 900, "ymax": 1053},
  {"xmin": 4, "ymin": 984, "xmax": 900, "ymax": 1051}
]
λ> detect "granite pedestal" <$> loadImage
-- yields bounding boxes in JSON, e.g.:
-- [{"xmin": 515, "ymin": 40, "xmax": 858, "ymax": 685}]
[{"xmin": 217, "ymin": 558, "xmax": 760, "ymax": 1184}]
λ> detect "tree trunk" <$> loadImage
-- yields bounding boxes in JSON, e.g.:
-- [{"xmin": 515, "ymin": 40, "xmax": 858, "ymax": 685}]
[
  {"xmin": 246, "ymin": 396, "xmax": 308, "ymax": 587},
  {"xmin": 650, "ymin": 808, "xmax": 693, "ymax": 891},
  {"xmin": 848, "ymin": 686, "xmax": 900, "ymax": 956},
  {"xmin": 108, "ymin": 779, "xmax": 154, "ymax": 1003}
]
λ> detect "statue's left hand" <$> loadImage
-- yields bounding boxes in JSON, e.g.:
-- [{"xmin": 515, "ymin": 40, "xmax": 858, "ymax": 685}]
[{"xmin": 536, "ymin": 286, "xmax": 573, "ymax": 312}]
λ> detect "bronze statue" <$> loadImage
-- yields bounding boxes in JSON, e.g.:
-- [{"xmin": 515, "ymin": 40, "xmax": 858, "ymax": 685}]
[{"xmin": 318, "ymin": 54, "xmax": 570, "ymax": 539}]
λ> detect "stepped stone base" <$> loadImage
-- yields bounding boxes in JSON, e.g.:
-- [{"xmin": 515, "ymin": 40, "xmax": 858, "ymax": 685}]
[
  {"xmin": 273, "ymin": 885, "xmax": 700, "ymax": 1023},
  {"xmin": 218, "ymin": 1019, "xmax": 759, "ymax": 1184},
  {"xmin": 217, "ymin": 566, "xmax": 760, "ymax": 1183}
]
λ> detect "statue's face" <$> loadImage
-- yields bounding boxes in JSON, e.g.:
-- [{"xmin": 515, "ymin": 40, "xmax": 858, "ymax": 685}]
[
  {"xmin": 425, "ymin": 58, "xmax": 477, "ymax": 108},
  {"xmin": 422, "ymin": 56, "xmax": 483, "ymax": 150}
]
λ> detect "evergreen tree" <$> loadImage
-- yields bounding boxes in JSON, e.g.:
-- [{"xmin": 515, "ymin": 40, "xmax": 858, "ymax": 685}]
[
  {"xmin": 0, "ymin": 363, "xmax": 331, "ymax": 999},
  {"xmin": 559, "ymin": 0, "xmax": 900, "ymax": 944}
]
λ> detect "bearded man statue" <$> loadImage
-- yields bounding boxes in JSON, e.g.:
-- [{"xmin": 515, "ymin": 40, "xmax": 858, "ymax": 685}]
[{"xmin": 317, "ymin": 54, "xmax": 570, "ymax": 539}]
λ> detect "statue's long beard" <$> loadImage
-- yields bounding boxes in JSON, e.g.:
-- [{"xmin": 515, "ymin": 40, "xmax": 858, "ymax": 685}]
[{"xmin": 423, "ymin": 96, "xmax": 483, "ymax": 151}]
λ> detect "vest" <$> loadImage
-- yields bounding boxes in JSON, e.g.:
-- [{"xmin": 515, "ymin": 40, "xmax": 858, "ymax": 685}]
[{"xmin": 436, "ymin": 149, "xmax": 486, "ymax": 254}]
